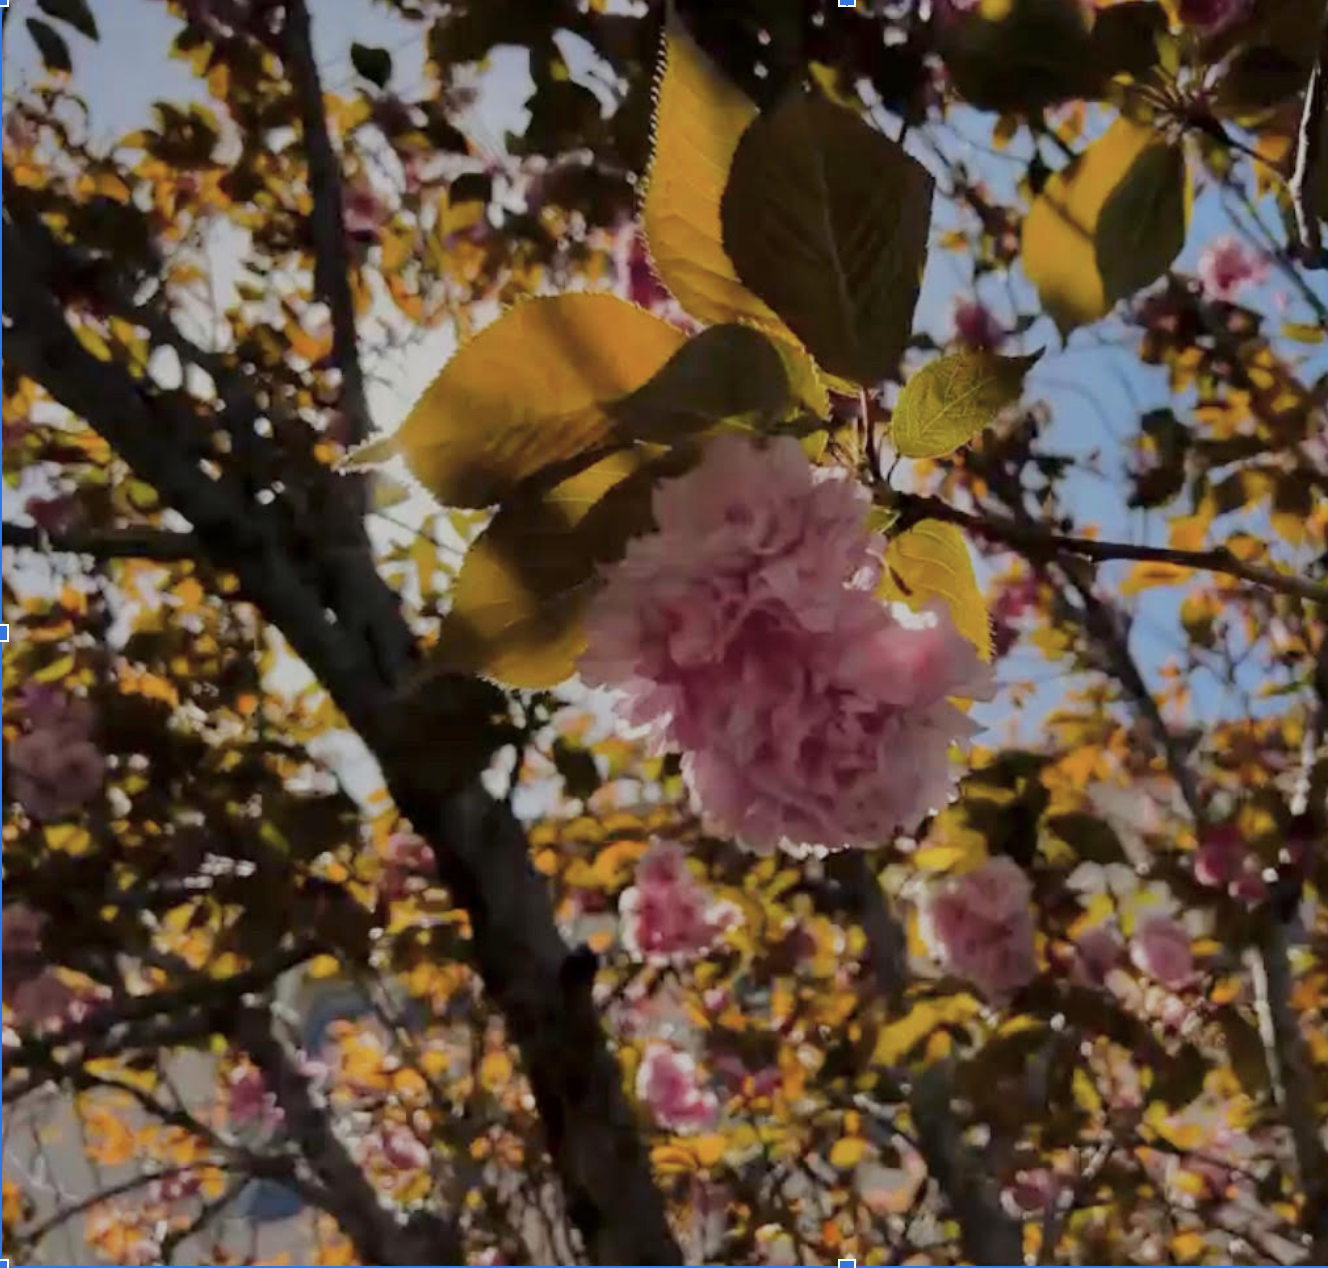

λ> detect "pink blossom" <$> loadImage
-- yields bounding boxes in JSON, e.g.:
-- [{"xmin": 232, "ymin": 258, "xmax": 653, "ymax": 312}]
[
  {"xmin": 226, "ymin": 1064, "xmax": 282, "ymax": 1129},
  {"xmin": 27, "ymin": 493, "xmax": 77, "ymax": 534},
  {"xmin": 1073, "ymin": 924, "xmax": 1124, "ymax": 986},
  {"xmin": 1002, "ymin": 1168, "xmax": 1062, "ymax": 1217},
  {"xmin": 949, "ymin": 298, "xmax": 1006, "ymax": 351},
  {"xmin": 921, "ymin": 857, "xmax": 1038, "ymax": 997},
  {"xmin": 580, "ymin": 435, "xmax": 993, "ymax": 853},
  {"xmin": 1196, "ymin": 235, "xmax": 1269, "ymax": 303},
  {"xmin": 1177, "ymin": 0, "xmax": 1252, "ymax": 34},
  {"xmin": 1129, "ymin": 916, "xmax": 1193, "ymax": 988},
  {"xmin": 381, "ymin": 830, "xmax": 436, "ymax": 901},
  {"xmin": 343, "ymin": 183, "xmax": 386, "ymax": 242},
  {"xmin": 619, "ymin": 840, "xmax": 731, "ymax": 963},
  {"xmin": 613, "ymin": 226, "xmax": 672, "ymax": 314},
  {"xmin": 1193, "ymin": 827, "xmax": 1267, "ymax": 907},
  {"xmin": 377, "ymin": 1125, "xmax": 430, "ymax": 1171},
  {"xmin": 636, "ymin": 1043, "xmax": 719, "ymax": 1133},
  {"xmin": 9, "ymin": 689, "xmax": 104, "ymax": 822}
]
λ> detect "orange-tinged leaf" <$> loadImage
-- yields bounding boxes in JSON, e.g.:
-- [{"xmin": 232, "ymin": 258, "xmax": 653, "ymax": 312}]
[
  {"xmin": 346, "ymin": 294, "xmax": 686, "ymax": 508},
  {"xmin": 829, "ymin": 1136, "xmax": 868, "ymax": 1169},
  {"xmin": 1120, "ymin": 560, "xmax": 1194, "ymax": 594},
  {"xmin": 480, "ymin": 1051, "xmax": 514, "ymax": 1090}
]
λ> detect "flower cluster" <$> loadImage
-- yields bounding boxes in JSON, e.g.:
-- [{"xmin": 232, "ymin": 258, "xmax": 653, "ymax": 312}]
[
  {"xmin": 8, "ymin": 686, "xmax": 105, "ymax": 822},
  {"xmin": 636, "ymin": 1042, "xmax": 719, "ymax": 1134},
  {"xmin": 1196, "ymin": 234, "xmax": 1268, "ymax": 303},
  {"xmin": 580, "ymin": 435, "xmax": 993, "ymax": 853},
  {"xmin": 619, "ymin": 840, "xmax": 734, "ymax": 963},
  {"xmin": 920, "ymin": 856, "xmax": 1038, "ymax": 997}
]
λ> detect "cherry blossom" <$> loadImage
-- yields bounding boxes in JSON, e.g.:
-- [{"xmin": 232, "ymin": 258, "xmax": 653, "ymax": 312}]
[
  {"xmin": 1196, "ymin": 234, "xmax": 1269, "ymax": 303},
  {"xmin": 343, "ymin": 182, "xmax": 387, "ymax": 242},
  {"xmin": 920, "ymin": 856, "xmax": 1038, "ymax": 997},
  {"xmin": 376, "ymin": 1125, "xmax": 430, "ymax": 1171},
  {"xmin": 949, "ymin": 297, "xmax": 1007, "ymax": 351},
  {"xmin": 226, "ymin": 1064, "xmax": 283, "ymax": 1130},
  {"xmin": 636, "ymin": 1042, "xmax": 719, "ymax": 1133},
  {"xmin": 619, "ymin": 840, "xmax": 733, "ymax": 963},
  {"xmin": 8, "ymin": 688, "xmax": 105, "ymax": 822},
  {"xmin": 1129, "ymin": 915, "xmax": 1194, "ymax": 988},
  {"xmin": 580, "ymin": 435, "xmax": 993, "ymax": 853}
]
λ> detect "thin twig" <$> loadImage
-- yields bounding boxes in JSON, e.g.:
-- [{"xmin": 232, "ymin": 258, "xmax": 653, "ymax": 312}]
[
  {"xmin": 1288, "ymin": 2, "xmax": 1328, "ymax": 266},
  {"xmin": 892, "ymin": 491, "xmax": 1328, "ymax": 606}
]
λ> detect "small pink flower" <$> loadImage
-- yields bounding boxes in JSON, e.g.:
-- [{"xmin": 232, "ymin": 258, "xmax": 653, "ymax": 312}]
[
  {"xmin": 1002, "ymin": 1168, "xmax": 1061, "ymax": 1216},
  {"xmin": 949, "ymin": 298, "xmax": 1006, "ymax": 351},
  {"xmin": 1197, "ymin": 235, "xmax": 1269, "ymax": 303},
  {"xmin": 343, "ymin": 182, "xmax": 386, "ymax": 242},
  {"xmin": 613, "ymin": 226, "xmax": 672, "ymax": 314},
  {"xmin": 580, "ymin": 435, "xmax": 993, "ymax": 853},
  {"xmin": 380, "ymin": 830, "xmax": 436, "ymax": 901},
  {"xmin": 1129, "ymin": 916, "xmax": 1193, "ymax": 988},
  {"xmin": 1194, "ymin": 825, "xmax": 1244, "ymax": 888},
  {"xmin": 1177, "ymin": 0, "xmax": 1252, "ymax": 34},
  {"xmin": 28, "ymin": 493, "xmax": 77, "ymax": 535},
  {"xmin": 226, "ymin": 1064, "xmax": 282, "ymax": 1129},
  {"xmin": 1073, "ymin": 925, "xmax": 1124, "ymax": 985},
  {"xmin": 636, "ymin": 1043, "xmax": 719, "ymax": 1134},
  {"xmin": 922, "ymin": 857, "xmax": 1038, "ymax": 997},
  {"xmin": 10, "ymin": 689, "xmax": 104, "ymax": 823},
  {"xmin": 378, "ymin": 1125, "xmax": 430, "ymax": 1171},
  {"xmin": 619, "ymin": 840, "xmax": 732, "ymax": 963}
]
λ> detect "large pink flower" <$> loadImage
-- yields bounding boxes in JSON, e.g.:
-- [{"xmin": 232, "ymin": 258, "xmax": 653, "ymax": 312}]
[
  {"xmin": 1197, "ymin": 234, "xmax": 1269, "ymax": 303},
  {"xmin": 921, "ymin": 857, "xmax": 1038, "ymax": 997},
  {"xmin": 636, "ymin": 1043, "xmax": 719, "ymax": 1134},
  {"xmin": 8, "ymin": 689, "xmax": 104, "ymax": 822},
  {"xmin": 580, "ymin": 435, "xmax": 992, "ymax": 852},
  {"xmin": 619, "ymin": 840, "xmax": 733, "ymax": 963},
  {"xmin": 1129, "ymin": 916, "xmax": 1193, "ymax": 988}
]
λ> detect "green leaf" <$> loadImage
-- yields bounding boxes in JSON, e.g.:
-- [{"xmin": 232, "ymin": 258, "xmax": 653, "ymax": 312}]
[
  {"xmin": 891, "ymin": 350, "xmax": 1039, "ymax": 460},
  {"xmin": 350, "ymin": 42, "xmax": 393, "ymax": 88},
  {"xmin": 608, "ymin": 323, "xmax": 792, "ymax": 443},
  {"xmin": 36, "ymin": 0, "xmax": 97, "ymax": 41},
  {"xmin": 1022, "ymin": 117, "xmax": 1190, "ymax": 335},
  {"xmin": 26, "ymin": 17, "xmax": 72, "ymax": 73},
  {"xmin": 720, "ymin": 91, "xmax": 934, "ymax": 386},
  {"xmin": 434, "ymin": 449, "xmax": 693, "ymax": 688},
  {"xmin": 1096, "ymin": 138, "xmax": 1190, "ymax": 307},
  {"xmin": 938, "ymin": 0, "xmax": 1100, "ymax": 114},
  {"xmin": 1087, "ymin": 1, "xmax": 1167, "ymax": 83}
]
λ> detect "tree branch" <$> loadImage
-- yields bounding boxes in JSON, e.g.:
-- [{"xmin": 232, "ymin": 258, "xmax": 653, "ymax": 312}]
[
  {"xmin": 236, "ymin": 1006, "xmax": 463, "ymax": 1266},
  {"xmin": 280, "ymin": 0, "xmax": 372, "ymax": 451},
  {"xmin": 5, "ymin": 522, "xmax": 203, "ymax": 561},
  {"xmin": 893, "ymin": 492, "xmax": 1328, "ymax": 606},
  {"xmin": 1289, "ymin": 1, "xmax": 1328, "ymax": 267},
  {"xmin": 3, "ymin": 195, "xmax": 682, "ymax": 1265}
]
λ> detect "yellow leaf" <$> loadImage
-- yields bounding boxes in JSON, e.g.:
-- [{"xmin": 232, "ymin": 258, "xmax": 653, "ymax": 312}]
[
  {"xmin": 882, "ymin": 521, "xmax": 992, "ymax": 660},
  {"xmin": 892, "ymin": 351, "xmax": 1039, "ymax": 459},
  {"xmin": 1022, "ymin": 117, "xmax": 1189, "ymax": 334},
  {"xmin": 642, "ymin": 20, "xmax": 828, "ymax": 418},
  {"xmin": 1119, "ymin": 560, "xmax": 1194, "ymax": 594},
  {"xmin": 691, "ymin": 1134, "xmax": 727, "ymax": 1168},
  {"xmin": 1169, "ymin": 1231, "xmax": 1206, "ymax": 1261},
  {"xmin": 829, "ymin": 1136, "xmax": 868, "ymax": 1169},
  {"xmin": 480, "ymin": 1051, "xmax": 513, "ymax": 1090},
  {"xmin": 34, "ymin": 654, "xmax": 76, "ymax": 684},
  {"xmin": 873, "ymin": 996, "xmax": 980, "ymax": 1065},
  {"xmin": 346, "ymin": 294, "xmax": 687, "ymax": 508},
  {"xmin": 308, "ymin": 954, "xmax": 341, "ymax": 979},
  {"xmin": 650, "ymin": 1143, "xmax": 699, "ymax": 1175},
  {"xmin": 437, "ymin": 450, "xmax": 667, "ymax": 687}
]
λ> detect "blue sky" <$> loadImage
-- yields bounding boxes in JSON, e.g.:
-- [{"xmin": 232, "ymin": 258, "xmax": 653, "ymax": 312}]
[{"xmin": 5, "ymin": 0, "xmax": 1325, "ymax": 744}]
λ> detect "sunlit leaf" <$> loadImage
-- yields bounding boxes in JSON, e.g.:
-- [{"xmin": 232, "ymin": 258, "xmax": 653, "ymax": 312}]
[
  {"xmin": 1022, "ymin": 117, "xmax": 1190, "ymax": 335},
  {"xmin": 1119, "ymin": 560, "xmax": 1194, "ymax": 594},
  {"xmin": 642, "ymin": 20, "xmax": 830, "ymax": 417},
  {"xmin": 608, "ymin": 323, "xmax": 792, "ymax": 442},
  {"xmin": 891, "ymin": 350, "xmax": 1039, "ymax": 459},
  {"xmin": 435, "ymin": 450, "xmax": 690, "ymax": 688},
  {"xmin": 345, "ymin": 294, "xmax": 687, "ymax": 508},
  {"xmin": 720, "ymin": 92, "xmax": 934, "ymax": 386},
  {"xmin": 881, "ymin": 521, "xmax": 992, "ymax": 661}
]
